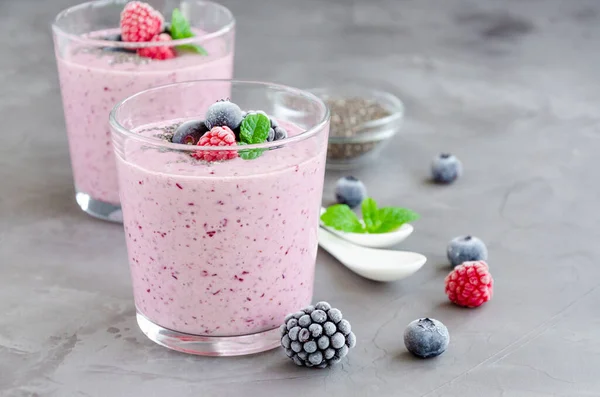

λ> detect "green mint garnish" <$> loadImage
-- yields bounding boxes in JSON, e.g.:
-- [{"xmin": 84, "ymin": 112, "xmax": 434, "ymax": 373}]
[
  {"xmin": 238, "ymin": 142, "xmax": 266, "ymax": 160},
  {"xmin": 374, "ymin": 206, "xmax": 420, "ymax": 233},
  {"xmin": 237, "ymin": 113, "xmax": 270, "ymax": 160},
  {"xmin": 240, "ymin": 113, "xmax": 270, "ymax": 144},
  {"xmin": 320, "ymin": 197, "xmax": 419, "ymax": 234},
  {"xmin": 320, "ymin": 204, "xmax": 365, "ymax": 234},
  {"xmin": 170, "ymin": 8, "xmax": 208, "ymax": 56}
]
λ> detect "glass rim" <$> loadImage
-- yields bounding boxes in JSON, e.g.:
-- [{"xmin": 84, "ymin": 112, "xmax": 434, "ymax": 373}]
[
  {"xmin": 109, "ymin": 79, "xmax": 331, "ymax": 152},
  {"xmin": 52, "ymin": 0, "xmax": 235, "ymax": 49}
]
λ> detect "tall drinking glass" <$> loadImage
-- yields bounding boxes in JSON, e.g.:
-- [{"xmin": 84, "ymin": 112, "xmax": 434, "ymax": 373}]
[
  {"xmin": 110, "ymin": 80, "xmax": 330, "ymax": 355},
  {"xmin": 53, "ymin": 0, "xmax": 235, "ymax": 221}
]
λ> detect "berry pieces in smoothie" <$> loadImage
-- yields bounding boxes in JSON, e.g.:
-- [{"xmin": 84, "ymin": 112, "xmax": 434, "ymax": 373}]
[
  {"xmin": 172, "ymin": 120, "xmax": 209, "ymax": 145},
  {"xmin": 137, "ymin": 33, "xmax": 176, "ymax": 60},
  {"xmin": 447, "ymin": 235, "xmax": 488, "ymax": 267},
  {"xmin": 334, "ymin": 176, "xmax": 367, "ymax": 208},
  {"xmin": 192, "ymin": 126, "xmax": 238, "ymax": 162},
  {"xmin": 205, "ymin": 100, "xmax": 244, "ymax": 130},
  {"xmin": 280, "ymin": 301, "xmax": 356, "ymax": 368},
  {"xmin": 404, "ymin": 318, "xmax": 449, "ymax": 358},
  {"xmin": 120, "ymin": 1, "xmax": 164, "ymax": 42},
  {"xmin": 431, "ymin": 153, "xmax": 462, "ymax": 184}
]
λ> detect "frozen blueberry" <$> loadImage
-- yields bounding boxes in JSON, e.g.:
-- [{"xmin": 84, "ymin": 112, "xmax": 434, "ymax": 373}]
[
  {"xmin": 327, "ymin": 308, "xmax": 343, "ymax": 324},
  {"xmin": 346, "ymin": 332, "xmax": 357, "ymax": 348},
  {"xmin": 101, "ymin": 33, "xmax": 136, "ymax": 53},
  {"xmin": 281, "ymin": 335, "xmax": 291, "ymax": 349},
  {"xmin": 288, "ymin": 326, "xmax": 300, "ymax": 341},
  {"xmin": 431, "ymin": 153, "xmax": 462, "ymax": 184},
  {"xmin": 315, "ymin": 301, "xmax": 331, "ymax": 311},
  {"xmin": 309, "ymin": 323, "xmax": 323, "ymax": 338},
  {"xmin": 334, "ymin": 176, "xmax": 367, "ymax": 208},
  {"xmin": 310, "ymin": 310, "xmax": 327, "ymax": 324},
  {"xmin": 317, "ymin": 335, "xmax": 330, "ymax": 350},
  {"xmin": 446, "ymin": 235, "xmax": 488, "ymax": 267},
  {"xmin": 172, "ymin": 120, "xmax": 209, "ymax": 145},
  {"xmin": 267, "ymin": 128, "xmax": 275, "ymax": 142},
  {"xmin": 308, "ymin": 351, "xmax": 323, "ymax": 365},
  {"xmin": 323, "ymin": 322, "xmax": 337, "ymax": 336},
  {"xmin": 205, "ymin": 100, "xmax": 244, "ymax": 130},
  {"xmin": 298, "ymin": 328, "xmax": 311, "ymax": 343},
  {"xmin": 404, "ymin": 318, "xmax": 449, "ymax": 358},
  {"xmin": 330, "ymin": 333, "xmax": 345, "ymax": 349},
  {"xmin": 303, "ymin": 341, "xmax": 317, "ymax": 353},
  {"xmin": 291, "ymin": 341, "xmax": 303, "ymax": 353},
  {"xmin": 286, "ymin": 318, "xmax": 298, "ymax": 330},
  {"xmin": 337, "ymin": 319, "xmax": 351, "ymax": 336},
  {"xmin": 274, "ymin": 126, "xmax": 287, "ymax": 140},
  {"xmin": 298, "ymin": 315, "xmax": 312, "ymax": 328}
]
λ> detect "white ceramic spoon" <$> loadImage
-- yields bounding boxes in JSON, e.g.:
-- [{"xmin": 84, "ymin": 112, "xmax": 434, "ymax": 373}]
[
  {"xmin": 319, "ymin": 207, "xmax": 414, "ymax": 248},
  {"xmin": 317, "ymin": 226, "xmax": 427, "ymax": 282}
]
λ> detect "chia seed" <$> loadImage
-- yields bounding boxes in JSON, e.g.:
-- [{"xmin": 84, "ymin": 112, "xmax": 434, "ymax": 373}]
[{"xmin": 326, "ymin": 97, "xmax": 390, "ymax": 160}]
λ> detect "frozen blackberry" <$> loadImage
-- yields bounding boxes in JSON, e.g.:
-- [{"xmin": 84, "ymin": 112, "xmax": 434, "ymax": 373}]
[
  {"xmin": 280, "ymin": 301, "xmax": 356, "ymax": 368},
  {"xmin": 205, "ymin": 100, "xmax": 244, "ymax": 130},
  {"xmin": 172, "ymin": 120, "xmax": 209, "ymax": 145}
]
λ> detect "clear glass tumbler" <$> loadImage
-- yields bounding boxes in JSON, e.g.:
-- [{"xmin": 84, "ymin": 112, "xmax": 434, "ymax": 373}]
[
  {"xmin": 52, "ymin": 0, "xmax": 235, "ymax": 222},
  {"xmin": 110, "ymin": 80, "xmax": 330, "ymax": 356}
]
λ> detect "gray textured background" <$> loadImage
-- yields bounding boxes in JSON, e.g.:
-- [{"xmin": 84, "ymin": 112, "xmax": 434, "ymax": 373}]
[{"xmin": 2, "ymin": 0, "xmax": 600, "ymax": 396}]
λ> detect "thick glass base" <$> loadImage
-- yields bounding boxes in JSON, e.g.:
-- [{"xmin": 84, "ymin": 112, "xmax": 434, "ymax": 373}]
[
  {"xmin": 75, "ymin": 190, "xmax": 122, "ymax": 223},
  {"xmin": 136, "ymin": 312, "xmax": 281, "ymax": 356}
]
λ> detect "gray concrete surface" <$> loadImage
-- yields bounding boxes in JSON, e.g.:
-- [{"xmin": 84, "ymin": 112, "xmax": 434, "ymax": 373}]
[{"xmin": 2, "ymin": 0, "xmax": 600, "ymax": 395}]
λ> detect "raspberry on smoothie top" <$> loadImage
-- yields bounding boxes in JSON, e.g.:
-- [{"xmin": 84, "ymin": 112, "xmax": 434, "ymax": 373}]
[{"xmin": 116, "ymin": 1, "xmax": 208, "ymax": 60}]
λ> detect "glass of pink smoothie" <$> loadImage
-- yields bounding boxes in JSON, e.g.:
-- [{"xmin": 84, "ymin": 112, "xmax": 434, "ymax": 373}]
[
  {"xmin": 110, "ymin": 80, "xmax": 330, "ymax": 356},
  {"xmin": 52, "ymin": 0, "xmax": 234, "ymax": 222}
]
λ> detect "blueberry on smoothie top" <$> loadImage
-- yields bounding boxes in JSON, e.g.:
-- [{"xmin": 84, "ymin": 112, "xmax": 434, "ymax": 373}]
[
  {"xmin": 172, "ymin": 120, "xmax": 209, "ymax": 145},
  {"xmin": 205, "ymin": 100, "xmax": 244, "ymax": 130},
  {"xmin": 335, "ymin": 176, "xmax": 367, "ymax": 208}
]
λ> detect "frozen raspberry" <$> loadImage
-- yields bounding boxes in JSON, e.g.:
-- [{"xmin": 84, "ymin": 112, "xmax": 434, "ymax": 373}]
[
  {"xmin": 445, "ymin": 260, "xmax": 493, "ymax": 308},
  {"xmin": 137, "ymin": 33, "xmax": 176, "ymax": 60},
  {"xmin": 120, "ymin": 1, "xmax": 164, "ymax": 42},
  {"xmin": 192, "ymin": 126, "xmax": 238, "ymax": 162}
]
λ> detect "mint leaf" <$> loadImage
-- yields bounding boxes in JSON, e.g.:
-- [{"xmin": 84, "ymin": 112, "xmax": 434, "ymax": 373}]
[
  {"xmin": 320, "ymin": 205, "xmax": 365, "ymax": 233},
  {"xmin": 361, "ymin": 197, "xmax": 381, "ymax": 233},
  {"xmin": 240, "ymin": 113, "xmax": 270, "ymax": 144},
  {"xmin": 374, "ymin": 207, "xmax": 420, "ymax": 233},
  {"xmin": 170, "ymin": 8, "xmax": 208, "ymax": 56},
  {"xmin": 176, "ymin": 43, "xmax": 208, "ymax": 56},
  {"xmin": 170, "ymin": 8, "xmax": 193, "ymax": 39},
  {"xmin": 238, "ymin": 143, "xmax": 266, "ymax": 160}
]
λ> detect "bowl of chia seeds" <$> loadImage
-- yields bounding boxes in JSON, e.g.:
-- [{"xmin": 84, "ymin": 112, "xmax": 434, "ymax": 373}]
[{"xmin": 311, "ymin": 86, "xmax": 404, "ymax": 170}]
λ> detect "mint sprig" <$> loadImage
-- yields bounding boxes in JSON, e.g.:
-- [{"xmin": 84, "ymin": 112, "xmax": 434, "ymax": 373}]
[
  {"xmin": 237, "ymin": 113, "xmax": 270, "ymax": 160},
  {"xmin": 170, "ymin": 8, "xmax": 208, "ymax": 56},
  {"xmin": 320, "ymin": 197, "xmax": 419, "ymax": 234}
]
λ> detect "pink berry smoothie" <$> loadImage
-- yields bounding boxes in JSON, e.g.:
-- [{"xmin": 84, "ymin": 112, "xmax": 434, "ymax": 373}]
[
  {"xmin": 115, "ymin": 121, "xmax": 328, "ymax": 337},
  {"xmin": 55, "ymin": 30, "xmax": 234, "ymax": 206}
]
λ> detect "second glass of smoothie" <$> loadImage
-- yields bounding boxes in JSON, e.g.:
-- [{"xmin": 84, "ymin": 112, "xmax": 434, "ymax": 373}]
[
  {"xmin": 52, "ymin": 0, "xmax": 235, "ymax": 221},
  {"xmin": 110, "ymin": 80, "xmax": 330, "ymax": 355}
]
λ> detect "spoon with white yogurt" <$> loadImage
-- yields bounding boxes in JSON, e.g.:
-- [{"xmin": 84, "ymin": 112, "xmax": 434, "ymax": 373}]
[{"xmin": 317, "ymin": 226, "xmax": 427, "ymax": 282}]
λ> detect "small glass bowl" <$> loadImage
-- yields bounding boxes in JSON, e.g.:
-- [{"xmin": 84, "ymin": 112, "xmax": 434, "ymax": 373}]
[{"xmin": 310, "ymin": 86, "xmax": 404, "ymax": 170}]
